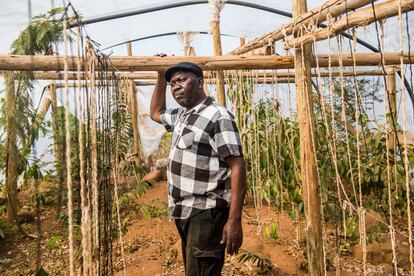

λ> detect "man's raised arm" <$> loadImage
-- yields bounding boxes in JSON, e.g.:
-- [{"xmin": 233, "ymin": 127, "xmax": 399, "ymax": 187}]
[{"xmin": 150, "ymin": 70, "xmax": 167, "ymax": 123}]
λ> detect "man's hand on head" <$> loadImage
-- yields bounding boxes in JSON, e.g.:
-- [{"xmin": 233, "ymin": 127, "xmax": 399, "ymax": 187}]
[
  {"xmin": 154, "ymin": 53, "xmax": 167, "ymax": 57},
  {"xmin": 153, "ymin": 54, "xmax": 170, "ymax": 75}
]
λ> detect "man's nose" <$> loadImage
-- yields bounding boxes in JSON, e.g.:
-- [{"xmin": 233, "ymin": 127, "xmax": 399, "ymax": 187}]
[{"xmin": 172, "ymin": 83, "xmax": 182, "ymax": 92}]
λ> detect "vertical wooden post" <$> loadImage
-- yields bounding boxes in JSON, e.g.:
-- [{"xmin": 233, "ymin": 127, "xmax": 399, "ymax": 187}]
[
  {"xmin": 292, "ymin": 0, "xmax": 324, "ymax": 275},
  {"xmin": 240, "ymin": 37, "xmax": 246, "ymax": 46},
  {"xmin": 5, "ymin": 73, "xmax": 18, "ymax": 223},
  {"xmin": 386, "ymin": 67, "xmax": 397, "ymax": 164},
  {"xmin": 126, "ymin": 42, "xmax": 142, "ymax": 164},
  {"xmin": 210, "ymin": 17, "xmax": 226, "ymax": 105},
  {"xmin": 49, "ymin": 83, "xmax": 65, "ymax": 217}
]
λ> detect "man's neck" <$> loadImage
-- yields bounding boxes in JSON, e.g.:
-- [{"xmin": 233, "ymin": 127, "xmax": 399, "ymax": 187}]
[{"xmin": 185, "ymin": 93, "xmax": 207, "ymax": 111}]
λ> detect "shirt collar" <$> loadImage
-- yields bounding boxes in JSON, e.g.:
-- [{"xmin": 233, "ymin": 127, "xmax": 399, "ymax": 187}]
[{"xmin": 183, "ymin": 96, "xmax": 214, "ymax": 115}]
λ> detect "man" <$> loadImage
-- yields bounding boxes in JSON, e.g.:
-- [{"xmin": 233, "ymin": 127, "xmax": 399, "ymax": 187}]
[{"xmin": 150, "ymin": 61, "xmax": 246, "ymax": 276}]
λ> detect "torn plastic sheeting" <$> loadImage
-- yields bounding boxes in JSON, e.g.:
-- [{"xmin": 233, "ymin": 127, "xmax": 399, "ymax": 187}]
[{"xmin": 136, "ymin": 85, "xmax": 177, "ymax": 158}]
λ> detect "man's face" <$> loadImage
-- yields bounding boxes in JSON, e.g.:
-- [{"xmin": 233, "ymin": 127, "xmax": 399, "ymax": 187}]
[{"xmin": 169, "ymin": 70, "xmax": 203, "ymax": 108}]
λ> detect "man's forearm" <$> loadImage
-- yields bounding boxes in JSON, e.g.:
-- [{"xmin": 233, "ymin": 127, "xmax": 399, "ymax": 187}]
[
  {"xmin": 150, "ymin": 71, "xmax": 167, "ymax": 123},
  {"xmin": 228, "ymin": 157, "xmax": 246, "ymax": 221}
]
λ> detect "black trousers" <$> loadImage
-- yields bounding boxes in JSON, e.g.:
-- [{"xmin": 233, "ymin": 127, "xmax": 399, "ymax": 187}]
[{"xmin": 175, "ymin": 208, "xmax": 229, "ymax": 276}]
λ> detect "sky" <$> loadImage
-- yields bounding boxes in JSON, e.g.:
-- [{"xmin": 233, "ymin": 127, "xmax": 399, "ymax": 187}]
[{"xmin": 0, "ymin": 0, "xmax": 413, "ymax": 175}]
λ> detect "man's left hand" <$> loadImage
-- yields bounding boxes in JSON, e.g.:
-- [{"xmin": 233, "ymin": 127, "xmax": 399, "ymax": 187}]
[{"xmin": 220, "ymin": 218, "xmax": 243, "ymax": 255}]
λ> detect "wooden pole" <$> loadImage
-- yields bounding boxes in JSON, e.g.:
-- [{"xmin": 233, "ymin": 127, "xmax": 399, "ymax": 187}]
[
  {"xmin": 210, "ymin": 12, "xmax": 226, "ymax": 105},
  {"xmin": 1, "ymin": 52, "xmax": 414, "ymax": 71},
  {"xmin": 293, "ymin": 0, "xmax": 324, "ymax": 274},
  {"xmin": 50, "ymin": 78, "xmax": 298, "ymax": 89},
  {"xmin": 49, "ymin": 83, "xmax": 65, "ymax": 218},
  {"xmin": 126, "ymin": 42, "xmax": 142, "ymax": 165},
  {"xmin": 386, "ymin": 67, "xmax": 397, "ymax": 165},
  {"xmin": 32, "ymin": 69, "xmax": 389, "ymax": 80},
  {"xmin": 24, "ymin": 97, "xmax": 52, "ymax": 150},
  {"xmin": 4, "ymin": 73, "xmax": 18, "ymax": 223},
  {"xmin": 229, "ymin": 0, "xmax": 374, "ymax": 55},
  {"xmin": 240, "ymin": 37, "xmax": 246, "ymax": 46},
  {"xmin": 286, "ymin": 0, "xmax": 414, "ymax": 49}
]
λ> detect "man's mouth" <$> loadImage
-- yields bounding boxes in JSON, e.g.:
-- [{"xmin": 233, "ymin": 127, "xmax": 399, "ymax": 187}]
[{"xmin": 175, "ymin": 90, "xmax": 185, "ymax": 100}]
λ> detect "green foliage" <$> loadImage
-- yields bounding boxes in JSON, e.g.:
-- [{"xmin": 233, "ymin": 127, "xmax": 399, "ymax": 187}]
[
  {"xmin": 47, "ymin": 233, "xmax": 62, "ymax": 251},
  {"xmin": 0, "ymin": 7, "xmax": 76, "ymax": 190},
  {"xmin": 11, "ymin": 7, "xmax": 73, "ymax": 55},
  {"xmin": 345, "ymin": 217, "xmax": 359, "ymax": 242},
  {"xmin": 237, "ymin": 248, "xmax": 272, "ymax": 270},
  {"xmin": 227, "ymin": 76, "xmax": 414, "ymax": 223},
  {"xmin": 140, "ymin": 200, "xmax": 168, "ymax": 219},
  {"xmin": 54, "ymin": 106, "xmax": 81, "ymax": 181},
  {"xmin": 132, "ymin": 181, "xmax": 150, "ymax": 198},
  {"xmin": 263, "ymin": 222, "xmax": 279, "ymax": 240}
]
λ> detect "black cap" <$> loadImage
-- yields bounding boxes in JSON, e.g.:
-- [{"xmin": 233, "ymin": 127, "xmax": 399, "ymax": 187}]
[{"xmin": 165, "ymin": 62, "xmax": 203, "ymax": 82}]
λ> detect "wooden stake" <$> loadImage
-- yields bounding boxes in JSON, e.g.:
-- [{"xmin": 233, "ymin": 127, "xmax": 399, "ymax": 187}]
[
  {"xmin": 386, "ymin": 67, "xmax": 397, "ymax": 165},
  {"xmin": 49, "ymin": 83, "xmax": 65, "ymax": 218},
  {"xmin": 229, "ymin": 0, "xmax": 374, "ymax": 55},
  {"xmin": 240, "ymin": 37, "xmax": 246, "ymax": 46},
  {"xmin": 293, "ymin": 0, "xmax": 324, "ymax": 274},
  {"xmin": 4, "ymin": 73, "xmax": 18, "ymax": 223},
  {"xmin": 1, "ymin": 52, "xmax": 414, "ymax": 71},
  {"xmin": 211, "ymin": 19, "xmax": 226, "ymax": 105},
  {"xmin": 286, "ymin": 0, "xmax": 414, "ymax": 49},
  {"xmin": 126, "ymin": 43, "xmax": 142, "ymax": 165}
]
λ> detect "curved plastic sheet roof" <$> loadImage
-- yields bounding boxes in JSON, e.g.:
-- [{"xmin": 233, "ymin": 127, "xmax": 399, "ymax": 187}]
[{"xmin": 0, "ymin": 0, "xmax": 342, "ymax": 55}]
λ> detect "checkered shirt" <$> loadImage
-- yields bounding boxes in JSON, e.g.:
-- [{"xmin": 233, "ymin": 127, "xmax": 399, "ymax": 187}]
[{"xmin": 160, "ymin": 96, "xmax": 243, "ymax": 219}]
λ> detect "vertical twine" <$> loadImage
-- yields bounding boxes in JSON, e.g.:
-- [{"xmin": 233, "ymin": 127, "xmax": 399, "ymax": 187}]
[
  {"xmin": 76, "ymin": 27, "xmax": 90, "ymax": 276},
  {"xmin": 397, "ymin": 0, "xmax": 414, "ymax": 273},
  {"xmin": 378, "ymin": 20, "xmax": 399, "ymax": 273},
  {"xmin": 86, "ymin": 41, "xmax": 99, "ymax": 275},
  {"xmin": 63, "ymin": 17, "xmax": 75, "ymax": 276}
]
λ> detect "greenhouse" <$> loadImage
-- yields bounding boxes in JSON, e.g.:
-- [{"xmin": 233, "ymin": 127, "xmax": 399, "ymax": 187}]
[{"xmin": 0, "ymin": 0, "xmax": 413, "ymax": 275}]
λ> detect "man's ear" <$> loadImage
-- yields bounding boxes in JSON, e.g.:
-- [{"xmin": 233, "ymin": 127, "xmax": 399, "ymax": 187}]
[{"xmin": 197, "ymin": 77, "xmax": 204, "ymax": 88}]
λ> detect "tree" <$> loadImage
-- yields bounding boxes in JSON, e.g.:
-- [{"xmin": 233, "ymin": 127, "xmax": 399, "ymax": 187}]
[{"xmin": 0, "ymin": 7, "xmax": 73, "ymax": 223}]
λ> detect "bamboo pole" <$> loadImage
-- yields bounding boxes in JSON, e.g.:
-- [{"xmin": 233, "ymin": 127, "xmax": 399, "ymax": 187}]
[
  {"xmin": 293, "ymin": 0, "xmax": 324, "ymax": 274},
  {"xmin": 229, "ymin": 0, "xmax": 374, "ymax": 55},
  {"xmin": 1, "ymin": 52, "xmax": 414, "ymax": 71},
  {"xmin": 286, "ymin": 0, "xmax": 414, "ymax": 49},
  {"xmin": 126, "ymin": 42, "xmax": 142, "ymax": 164},
  {"xmin": 210, "ymin": 11, "xmax": 226, "ymax": 105},
  {"xmin": 32, "ymin": 69, "xmax": 389, "ymax": 80}
]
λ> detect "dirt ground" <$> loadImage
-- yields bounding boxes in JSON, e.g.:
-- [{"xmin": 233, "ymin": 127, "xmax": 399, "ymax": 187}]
[
  {"xmin": 0, "ymin": 180, "xmax": 411, "ymax": 275},
  {"xmin": 112, "ymin": 181, "xmax": 305, "ymax": 276}
]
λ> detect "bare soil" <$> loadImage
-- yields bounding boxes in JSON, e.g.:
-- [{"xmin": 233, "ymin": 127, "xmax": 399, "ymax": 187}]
[{"xmin": 0, "ymin": 180, "xmax": 412, "ymax": 275}]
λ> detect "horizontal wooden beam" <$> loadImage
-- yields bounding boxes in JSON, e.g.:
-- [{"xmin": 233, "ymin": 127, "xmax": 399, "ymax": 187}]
[
  {"xmin": 32, "ymin": 69, "xmax": 389, "ymax": 80},
  {"xmin": 0, "ymin": 55, "xmax": 294, "ymax": 71},
  {"xmin": 0, "ymin": 52, "xmax": 413, "ymax": 72},
  {"xmin": 228, "ymin": 0, "xmax": 374, "ymax": 55},
  {"xmin": 286, "ymin": 0, "xmax": 414, "ymax": 49}
]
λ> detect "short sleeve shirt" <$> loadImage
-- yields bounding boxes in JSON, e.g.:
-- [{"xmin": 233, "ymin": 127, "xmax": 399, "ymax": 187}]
[{"xmin": 160, "ymin": 96, "xmax": 243, "ymax": 219}]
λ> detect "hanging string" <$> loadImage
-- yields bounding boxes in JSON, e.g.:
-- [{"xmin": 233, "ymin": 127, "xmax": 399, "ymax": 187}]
[
  {"xmin": 75, "ymin": 26, "xmax": 91, "ymax": 276},
  {"xmin": 348, "ymin": 28, "xmax": 367, "ymax": 276},
  {"xmin": 85, "ymin": 40, "xmax": 99, "ymax": 275},
  {"xmin": 378, "ymin": 20, "xmax": 399, "ymax": 273},
  {"xmin": 63, "ymin": 15, "xmax": 75, "ymax": 276},
  {"xmin": 397, "ymin": 0, "xmax": 414, "ymax": 273}
]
